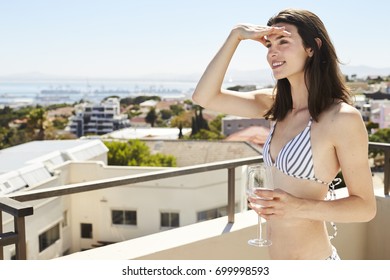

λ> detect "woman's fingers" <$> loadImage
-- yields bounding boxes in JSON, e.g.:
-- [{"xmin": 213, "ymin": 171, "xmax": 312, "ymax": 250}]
[
  {"xmin": 234, "ymin": 24, "xmax": 291, "ymax": 44},
  {"xmin": 248, "ymin": 188, "xmax": 299, "ymax": 220}
]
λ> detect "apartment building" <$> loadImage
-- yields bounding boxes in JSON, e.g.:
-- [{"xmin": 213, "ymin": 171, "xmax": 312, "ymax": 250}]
[
  {"xmin": 222, "ymin": 116, "xmax": 270, "ymax": 137},
  {"xmin": 369, "ymin": 99, "xmax": 390, "ymax": 129},
  {"xmin": 66, "ymin": 97, "xmax": 130, "ymax": 137}
]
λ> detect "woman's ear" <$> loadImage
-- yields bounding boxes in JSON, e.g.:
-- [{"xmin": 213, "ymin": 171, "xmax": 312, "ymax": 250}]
[
  {"xmin": 307, "ymin": 38, "xmax": 322, "ymax": 57},
  {"xmin": 307, "ymin": 47, "xmax": 314, "ymax": 57},
  {"xmin": 315, "ymin": 37, "xmax": 322, "ymax": 49}
]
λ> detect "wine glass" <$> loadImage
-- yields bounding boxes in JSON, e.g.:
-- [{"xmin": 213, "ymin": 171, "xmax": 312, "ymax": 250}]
[{"xmin": 246, "ymin": 163, "xmax": 273, "ymax": 247}]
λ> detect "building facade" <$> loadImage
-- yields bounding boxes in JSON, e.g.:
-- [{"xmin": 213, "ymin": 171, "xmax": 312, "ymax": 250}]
[
  {"xmin": 369, "ymin": 99, "xmax": 390, "ymax": 129},
  {"xmin": 222, "ymin": 116, "xmax": 270, "ymax": 137},
  {"xmin": 66, "ymin": 97, "xmax": 130, "ymax": 137}
]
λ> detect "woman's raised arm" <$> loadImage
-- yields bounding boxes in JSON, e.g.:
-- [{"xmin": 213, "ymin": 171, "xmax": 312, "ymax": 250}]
[{"xmin": 192, "ymin": 25, "xmax": 290, "ymax": 118}]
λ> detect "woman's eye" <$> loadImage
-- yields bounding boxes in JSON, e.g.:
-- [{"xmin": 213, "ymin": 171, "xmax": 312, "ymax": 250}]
[{"xmin": 279, "ymin": 40, "xmax": 288, "ymax": 45}]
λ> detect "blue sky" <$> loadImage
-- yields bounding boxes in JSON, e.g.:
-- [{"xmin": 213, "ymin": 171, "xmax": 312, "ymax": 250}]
[{"xmin": 0, "ymin": 0, "xmax": 388, "ymax": 79}]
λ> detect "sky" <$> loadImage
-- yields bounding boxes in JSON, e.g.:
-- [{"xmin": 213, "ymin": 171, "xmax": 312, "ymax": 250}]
[{"xmin": 0, "ymin": 0, "xmax": 389, "ymax": 80}]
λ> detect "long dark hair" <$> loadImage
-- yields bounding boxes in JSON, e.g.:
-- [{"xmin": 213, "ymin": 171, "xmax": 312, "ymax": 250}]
[{"xmin": 264, "ymin": 9, "xmax": 352, "ymax": 121}]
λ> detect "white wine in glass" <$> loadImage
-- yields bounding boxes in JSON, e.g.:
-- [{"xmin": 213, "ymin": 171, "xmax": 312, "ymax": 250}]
[{"xmin": 246, "ymin": 163, "xmax": 273, "ymax": 247}]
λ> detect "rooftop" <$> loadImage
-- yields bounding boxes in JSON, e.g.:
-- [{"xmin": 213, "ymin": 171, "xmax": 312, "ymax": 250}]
[
  {"xmin": 0, "ymin": 139, "xmax": 106, "ymax": 174},
  {"xmin": 103, "ymin": 127, "xmax": 192, "ymax": 140}
]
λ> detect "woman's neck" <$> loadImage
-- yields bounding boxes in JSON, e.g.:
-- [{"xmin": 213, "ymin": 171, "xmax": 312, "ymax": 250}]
[{"xmin": 290, "ymin": 80, "xmax": 309, "ymax": 111}]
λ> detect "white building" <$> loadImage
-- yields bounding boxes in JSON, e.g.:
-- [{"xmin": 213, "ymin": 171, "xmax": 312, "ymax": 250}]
[
  {"xmin": 0, "ymin": 139, "xmax": 259, "ymax": 260},
  {"xmin": 66, "ymin": 97, "xmax": 130, "ymax": 137},
  {"xmin": 103, "ymin": 127, "xmax": 192, "ymax": 140},
  {"xmin": 370, "ymin": 99, "xmax": 390, "ymax": 129}
]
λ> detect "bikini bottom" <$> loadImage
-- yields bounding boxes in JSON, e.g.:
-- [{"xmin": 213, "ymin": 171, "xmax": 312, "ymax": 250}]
[{"xmin": 325, "ymin": 246, "xmax": 340, "ymax": 260}]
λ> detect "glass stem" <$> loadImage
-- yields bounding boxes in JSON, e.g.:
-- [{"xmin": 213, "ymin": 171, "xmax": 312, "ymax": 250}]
[{"xmin": 257, "ymin": 215, "xmax": 263, "ymax": 240}]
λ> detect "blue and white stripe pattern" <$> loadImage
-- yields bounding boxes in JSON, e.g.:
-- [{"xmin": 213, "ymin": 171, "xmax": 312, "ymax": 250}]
[{"xmin": 263, "ymin": 118, "xmax": 328, "ymax": 185}]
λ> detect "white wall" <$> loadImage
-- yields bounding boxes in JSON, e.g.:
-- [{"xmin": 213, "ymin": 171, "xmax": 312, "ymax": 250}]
[{"xmin": 67, "ymin": 163, "xmax": 244, "ymax": 253}]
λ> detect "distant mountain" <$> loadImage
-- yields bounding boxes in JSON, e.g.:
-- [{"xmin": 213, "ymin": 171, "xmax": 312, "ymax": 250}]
[
  {"xmin": 340, "ymin": 65, "xmax": 390, "ymax": 78},
  {"xmin": 1, "ymin": 65, "xmax": 388, "ymax": 83},
  {"xmin": 218, "ymin": 65, "xmax": 390, "ymax": 85},
  {"xmin": 144, "ymin": 65, "xmax": 390, "ymax": 84}
]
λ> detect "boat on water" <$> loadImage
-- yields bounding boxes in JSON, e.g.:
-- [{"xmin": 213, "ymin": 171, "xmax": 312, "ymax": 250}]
[{"xmin": 40, "ymin": 89, "xmax": 81, "ymax": 94}]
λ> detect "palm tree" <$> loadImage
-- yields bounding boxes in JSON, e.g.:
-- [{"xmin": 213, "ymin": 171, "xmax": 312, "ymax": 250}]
[
  {"xmin": 145, "ymin": 107, "xmax": 158, "ymax": 127},
  {"xmin": 27, "ymin": 108, "xmax": 47, "ymax": 140}
]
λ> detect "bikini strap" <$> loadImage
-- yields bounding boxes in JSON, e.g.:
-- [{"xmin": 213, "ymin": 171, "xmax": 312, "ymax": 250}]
[
  {"xmin": 327, "ymin": 178, "xmax": 342, "ymax": 240},
  {"xmin": 308, "ymin": 117, "xmax": 313, "ymax": 127}
]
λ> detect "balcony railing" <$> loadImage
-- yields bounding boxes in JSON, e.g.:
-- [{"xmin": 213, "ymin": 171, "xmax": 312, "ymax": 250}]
[
  {"xmin": 369, "ymin": 142, "xmax": 390, "ymax": 195},
  {"xmin": 1, "ymin": 142, "xmax": 389, "ymax": 259},
  {"xmin": 0, "ymin": 197, "xmax": 33, "ymax": 260}
]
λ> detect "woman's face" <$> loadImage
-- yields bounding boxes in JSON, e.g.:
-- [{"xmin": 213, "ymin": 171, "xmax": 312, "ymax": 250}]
[{"xmin": 265, "ymin": 23, "xmax": 312, "ymax": 81}]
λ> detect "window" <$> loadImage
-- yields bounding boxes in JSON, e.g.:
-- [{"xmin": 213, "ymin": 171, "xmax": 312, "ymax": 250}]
[
  {"xmin": 197, "ymin": 206, "xmax": 227, "ymax": 222},
  {"xmin": 81, "ymin": 223, "xmax": 93, "ymax": 239},
  {"xmin": 39, "ymin": 223, "xmax": 60, "ymax": 252},
  {"xmin": 62, "ymin": 210, "xmax": 68, "ymax": 228},
  {"xmin": 161, "ymin": 212, "xmax": 179, "ymax": 228},
  {"xmin": 112, "ymin": 210, "xmax": 137, "ymax": 225}
]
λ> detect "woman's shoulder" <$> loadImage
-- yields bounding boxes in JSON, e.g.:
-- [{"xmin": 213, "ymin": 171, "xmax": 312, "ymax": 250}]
[
  {"xmin": 321, "ymin": 101, "xmax": 364, "ymax": 130},
  {"xmin": 332, "ymin": 101, "xmax": 361, "ymax": 119}
]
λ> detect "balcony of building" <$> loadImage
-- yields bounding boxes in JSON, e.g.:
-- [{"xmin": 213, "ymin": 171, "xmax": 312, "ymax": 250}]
[{"xmin": 1, "ymin": 142, "xmax": 389, "ymax": 260}]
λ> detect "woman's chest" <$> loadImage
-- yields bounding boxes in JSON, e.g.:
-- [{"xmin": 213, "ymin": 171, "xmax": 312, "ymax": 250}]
[{"xmin": 270, "ymin": 118, "xmax": 339, "ymax": 189}]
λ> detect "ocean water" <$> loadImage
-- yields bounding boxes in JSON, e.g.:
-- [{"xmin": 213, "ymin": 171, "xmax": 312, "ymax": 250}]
[
  {"xmin": 0, "ymin": 79, "xmax": 267, "ymax": 107},
  {"xmin": 0, "ymin": 79, "xmax": 200, "ymax": 106}
]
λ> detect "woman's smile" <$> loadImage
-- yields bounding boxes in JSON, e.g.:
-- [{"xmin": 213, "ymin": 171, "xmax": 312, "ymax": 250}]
[{"xmin": 271, "ymin": 61, "xmax": 285, "ymax": 68}]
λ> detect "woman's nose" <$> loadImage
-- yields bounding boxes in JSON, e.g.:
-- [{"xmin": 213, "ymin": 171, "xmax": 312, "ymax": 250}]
[{"xmin": 267, "ymin": 48, "xmax": 277, "ymax": 60}]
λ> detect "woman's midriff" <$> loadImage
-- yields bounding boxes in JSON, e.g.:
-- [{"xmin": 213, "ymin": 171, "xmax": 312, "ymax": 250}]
[
  {"xmin": 267, "ymin": 219, "xmax": 333, "ymax": 259},
  {"xmin": 267, "ymin": 166, "xmax": 336, "ymax": 259}
]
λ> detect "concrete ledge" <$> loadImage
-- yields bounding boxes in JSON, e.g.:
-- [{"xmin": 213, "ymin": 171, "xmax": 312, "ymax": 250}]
[
  {"xmin": 58, "ymin": 210, "xmax": 270, "ymax": 260},
  {"xmin": 58, "ymin": 188, "xmax": 390, "ymax": 260}
]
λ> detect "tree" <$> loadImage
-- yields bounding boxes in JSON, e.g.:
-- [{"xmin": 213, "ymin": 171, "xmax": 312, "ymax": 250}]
[
  {"xmin": 209, "ymin": 114, "xmax": 225, "ymax": 134},
  {"xmin": 188, "ymin": 106, "xmax": 225, "ymax": 139},
  {"xmin": 104, "ymin": 140, "xmax": 176, "ymax": 167},
  {"xmin": 0, "ymin": 127, "xmax": 29, "ymax": 149},
  {"xmin": 160, "ymin": 109, "xmax": 173, "ymax": 120},
  {"xmin": 366, "ymin": 121, "xmax": 379, "ymax": 134},
  {"xmin": 178, "ymin": 122, "xmax": 183, "ymax": 139},
  {"xmin": 190, "ymin": 105, "xmax": 209, "ymax": 136},
  {"xmin": 145, "ymin": 107, "xmax": 158, "ymax": 127},
  {"xmin": 0, "ymin": 106, "xmax": 15, "ymax": 128},
  {"xmin": 26, "ymin": 107, "xmax": 47, "ymax": 140},
  {"xmin": 186, "ymin": 128, "xmax": 224, "ymax": 140},
  {"xmin": 169, "ymin": 104, "xmax": 184, "ymax": 116},
  {"xmin": 369, "ymin": 128, "xmax": 390, "ymax": 158},
  {"xmin": 170, "ymin": 111, "xmax": 192, "ymax": 128}
]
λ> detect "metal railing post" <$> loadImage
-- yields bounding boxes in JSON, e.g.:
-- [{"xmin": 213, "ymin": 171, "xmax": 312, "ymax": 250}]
[
  {"xmin": 384, "ymin": 149, "xmax": 390, "ymax": 196},
  {"xmin": 14, "ymin": 216, "xmax": 28, "ymax": 260},
  {"xmin": 0, "ymin": 211, "xmax": 3, "ymax": 260},
  {"xmin": 227, "ymin": 167, "xmax": 235, "ymax": 223},
  {"xmin": 369, "ymin": 142, "xmax": 390, "ymax": 196},
  {"xmin": 0, "ymin": 197, "xmax": 33, "ymax": 260}
]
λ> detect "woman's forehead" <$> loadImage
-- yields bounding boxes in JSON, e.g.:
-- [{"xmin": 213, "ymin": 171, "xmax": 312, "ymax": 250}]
[
  {"xmin": 272, "ymin": 22, "xmax": 297, "ymax": 33},
  {"xmin": 266, "ymin": 23, "xmax": 299, "ymax": 41}
]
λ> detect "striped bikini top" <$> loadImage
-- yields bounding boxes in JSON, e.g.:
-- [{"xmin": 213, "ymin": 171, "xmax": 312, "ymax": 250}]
[{"xmin": 263, "ymin": 118, "xmax": 330, "ymax": 185}]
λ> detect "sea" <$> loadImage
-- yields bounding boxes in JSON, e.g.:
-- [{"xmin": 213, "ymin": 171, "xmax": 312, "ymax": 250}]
[{"xmin": 0, "ymin": 79, "xmax": 201, "ymax": 107}]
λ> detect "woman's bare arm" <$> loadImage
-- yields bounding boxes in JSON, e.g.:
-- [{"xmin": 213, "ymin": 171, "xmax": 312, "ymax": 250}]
[{"xmin": 192, "ymin": 25, "xmax": 290, "ymax": 118}]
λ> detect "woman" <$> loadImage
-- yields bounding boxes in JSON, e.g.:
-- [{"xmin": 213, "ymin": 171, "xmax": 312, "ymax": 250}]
[{"xmin": 192, "ymin": 9, "xmax": 376, "ymax": 260}]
